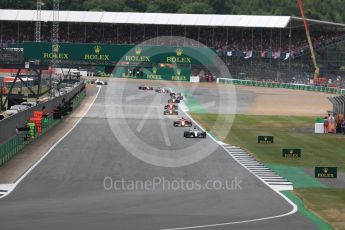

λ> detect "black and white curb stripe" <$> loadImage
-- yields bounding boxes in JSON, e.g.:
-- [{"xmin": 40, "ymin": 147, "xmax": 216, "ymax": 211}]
[
  {"xmin": 0, "ymin": 184, "xmax": 15, "ymax": 198},
  {"xmin": 222, "ymin": 144, "xmax": 293, "ymax": 191},
  {"xmin": 175, "ymin": 89, "xmax": 293, "ymax": 191}
]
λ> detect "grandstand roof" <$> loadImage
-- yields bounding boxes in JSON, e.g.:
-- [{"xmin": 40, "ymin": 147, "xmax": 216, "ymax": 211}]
[
  {"xmin": 0, "ymin": 9, "xmax": 290, "ymax": 28},
  {"xmin": 0, "ymin": 9, "xmax": 344, "ymax": 28}
]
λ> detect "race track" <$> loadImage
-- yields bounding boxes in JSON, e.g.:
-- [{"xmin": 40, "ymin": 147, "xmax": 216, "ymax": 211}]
[{"xmin": 0, "ymin": 80, "xmax": 316, "ymax": 229}]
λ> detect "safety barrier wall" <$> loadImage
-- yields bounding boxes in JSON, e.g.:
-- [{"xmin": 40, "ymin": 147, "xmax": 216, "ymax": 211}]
[
  {"xmin": 0, "ymin": 82, "xmax": 85, "ymax": 144},
  {"xmin": 0, "ymin": 89, "xmax": 86, "ymax": 167},
  {"xmin": 217, "ymin": 78, "xmax": 345, "ymax": 95}
]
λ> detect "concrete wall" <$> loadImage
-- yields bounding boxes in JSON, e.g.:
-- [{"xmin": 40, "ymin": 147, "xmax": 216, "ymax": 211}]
[{"xmin": 0, "ymin": 82, "xmax": 85, "ymax": 144}]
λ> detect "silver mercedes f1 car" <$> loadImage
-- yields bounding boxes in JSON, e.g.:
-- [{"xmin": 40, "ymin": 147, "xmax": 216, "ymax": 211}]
[{"xmin": 184, "ymin": 127, "xmax": 206, "ymax": 138}]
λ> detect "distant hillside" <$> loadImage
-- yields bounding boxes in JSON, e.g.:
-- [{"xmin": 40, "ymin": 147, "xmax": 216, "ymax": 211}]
[{"xmin": 1, "ymin": 0, "xmax": 345, "ymax": 24}]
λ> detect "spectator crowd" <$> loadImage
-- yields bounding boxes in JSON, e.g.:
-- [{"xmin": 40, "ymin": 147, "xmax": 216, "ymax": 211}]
[{"xmin": 1, "ymin": 21, "xmax": 345, "ymax": 58}]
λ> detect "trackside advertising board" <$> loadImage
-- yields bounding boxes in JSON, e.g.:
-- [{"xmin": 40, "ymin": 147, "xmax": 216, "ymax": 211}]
[
  {"xmin": 114, "ymin": 66, "xmax": 191, "ymax": 81},
  {"xmin": 23, "ymin": 42, "xmax": 217, "ymax": 65},
  {"xmin": 282, "ymin": 149, "xmax": 301, "ymax": 158},
  {"xmin": 257, "ymin": 136, "xmax": 274, "ymax": 144},
  {"xmin": 315, "ymin": 167, "xmax": 337, "ymax": 178}
]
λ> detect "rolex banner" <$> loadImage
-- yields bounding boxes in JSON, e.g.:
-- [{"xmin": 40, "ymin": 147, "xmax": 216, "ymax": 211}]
[
  {"xmin": 146, "ymin": 66, "xmax": 190, "ymax": 81},
  {"xmin": 257, "ymin": 136, "xmax": 274, "ymax": 144},
  {"xmin": 315, "ymin": 167, "xmax": 337, "ymax": 178},
  {"xmin": 282, "ymin": 149, "xmax": 301, "ymax": 158},
  {"xmin": 114, "ymin": 66, "xmax": 190, "ymax": 82},
  {"xmin": 23, "ymin": 42, "xmax": 216, "ymax": 65}
]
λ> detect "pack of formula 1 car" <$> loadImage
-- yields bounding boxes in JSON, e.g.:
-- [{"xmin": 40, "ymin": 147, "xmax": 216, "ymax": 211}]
[
  {"xmin": 138, "ymin": 85, "xmax": 153, "ymax": 90},
  {"xmin": 155, "ymin": 87, "xmax": 170, "ymax": 93},
  {"xmin": 91, "ymin": 79, "xmax": 108, "ymax": 85},
  {"xmin": 170, "ymin": 92, "xmax": 183, "ymax": 100},
  {"xmin": 164, "ymin": 103, "xmax": 178, "ymax": 110},
  {"xmin": 168, "ymin": 97, "xmax": 180, "ymax": 103},
  {"xmin": 163, "ymin": 108, "xmax": 178, "ymax": 115}
]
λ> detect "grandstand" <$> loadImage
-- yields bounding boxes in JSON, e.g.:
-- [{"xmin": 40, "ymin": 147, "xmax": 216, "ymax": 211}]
[{"xmin": 1, "ymin": 9, "xmax": 345, "ymax": 84}]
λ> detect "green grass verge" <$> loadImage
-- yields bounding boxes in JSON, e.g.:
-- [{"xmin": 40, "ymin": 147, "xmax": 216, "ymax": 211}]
[
  {"xmin": 282, "ymin": 191, "xmax": 334, "ymax": 230},
  {"xmin": 191, "ymin": 114, "xmax": 345, "ymax": 171},
  {"xmin": 190, "ymin": 113, "xmax": 345, "ymax": 229},
  {"xmin": 293, "ymin": 189, "xmax": 345, "ymax": 230}
]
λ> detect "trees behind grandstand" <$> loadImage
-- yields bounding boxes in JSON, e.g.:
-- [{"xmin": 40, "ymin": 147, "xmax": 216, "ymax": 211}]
[{"xmin": 1, "ymin": 0, "xmax": 345, "ymax": 24}]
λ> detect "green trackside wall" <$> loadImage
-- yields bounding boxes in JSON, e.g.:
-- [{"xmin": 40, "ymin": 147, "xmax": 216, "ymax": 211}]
[
  {"xmin": 23, "ymin": 42, "xmax": 217, "ymax": 65},
  {"xmin": 217, "ymin": 78, "xmax": 345, "ymax": 95}
]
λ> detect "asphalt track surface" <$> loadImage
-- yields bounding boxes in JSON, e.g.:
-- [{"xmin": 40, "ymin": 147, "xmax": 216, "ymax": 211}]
[{"xmin": 0, "ymin": 80, "xmax": 316, "ymax": 230}]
